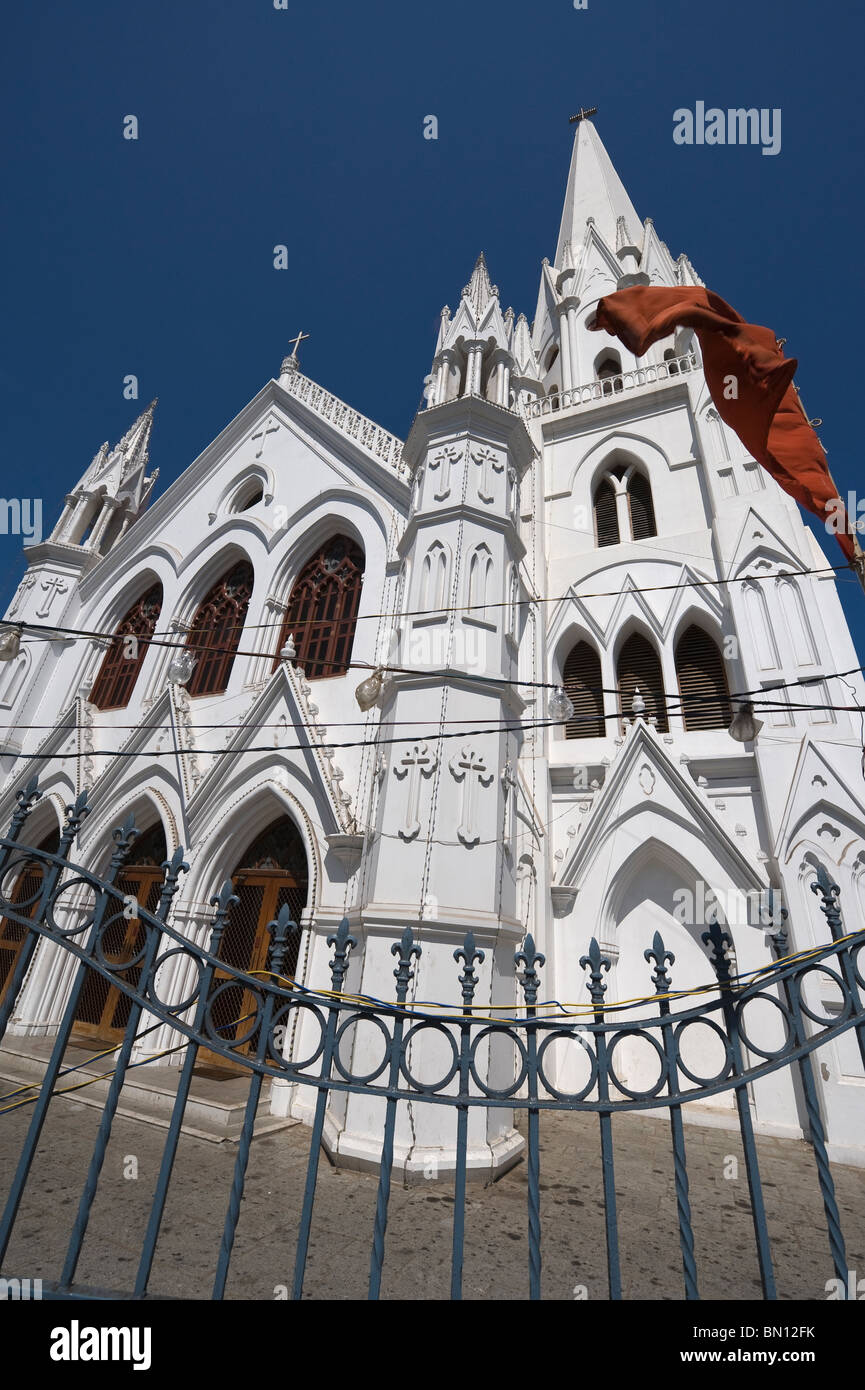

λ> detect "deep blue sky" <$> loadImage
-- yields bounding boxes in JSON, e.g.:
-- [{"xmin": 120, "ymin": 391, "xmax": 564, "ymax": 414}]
[{"xmin": 2, "ymin": 0, "xmax": 864, "ymax": 655}]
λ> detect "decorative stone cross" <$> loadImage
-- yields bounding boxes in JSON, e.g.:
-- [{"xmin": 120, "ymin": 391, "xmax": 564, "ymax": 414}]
[
  {"xmin": 8, "ymin": 573, "xmax": 36, "ymax": 617},
  {"xmin": 394, "ymin": 741, "xmax": 438, "ymax": 841},
  {"xmin": 569, "ymin": 106, "xmax": 598, "ymax": 124},
  {"xmin": 449, "ymin": 745, "xmax": 494, "ymax": 847},
  {"xmin": 471, "ymin": 447, "xmax": 503, "ymax": 504},
  {"xmin": 429, "ymin": 445, "xmax": 461, "ymax": 502},
  {"xmin": 36, "ymin": 575, "xmax": 68, "ymax": 618},
  {"xmin": 251, "ymin": 417, "xmax": 280, "ymax": 458},
  {"xmin": 288, "ymin": 329, "xmax": 309, "ymax": 357}
]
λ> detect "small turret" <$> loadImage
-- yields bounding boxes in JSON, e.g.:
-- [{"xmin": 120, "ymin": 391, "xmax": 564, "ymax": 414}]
[{"xmin": 50, "ymin": 400, "xmax": 159, "ymax": 555}]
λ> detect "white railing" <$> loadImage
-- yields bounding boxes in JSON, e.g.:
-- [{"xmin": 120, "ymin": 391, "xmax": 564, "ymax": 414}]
[
  {"xmin": 281, "ymin": 369, "xmax": 408, "ymax": 478},
  {"xmin": 521, "ymin": 351, "xmax": 699, "ymax": 420}
]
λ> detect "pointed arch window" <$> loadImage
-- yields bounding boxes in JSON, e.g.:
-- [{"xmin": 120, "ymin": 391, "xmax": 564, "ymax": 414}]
[
  {"xmin": 675, "ymin": 625, "xmax": 732, "ymax": 731},
  {"xmin": 593, "ymin": 465, "xmax": 657, "ymax": 547},
  {"xmin": 468, "ymin": 544, "xmax": 493, "ymax": 610},
  {"xmin": 617, "ymin": 632, "xmax": 668, "ymax": 732},
  {"xmin": 186, "ymin": 560, "xmax": 254, "ymax": 698},
  {"xmin": 562, "ymin": 640, "xmax": 605, "ymax": 739},
  {"xmin": 420, "ymin": 542, "xmax": 449, "ymax": 611},
  {"xmin": 273, "ymin": 536, "xmax": 364, "ymax": 680},
  {"xmin": 90, "ymin": 583, "xmax": 163, "ymax": 711}
]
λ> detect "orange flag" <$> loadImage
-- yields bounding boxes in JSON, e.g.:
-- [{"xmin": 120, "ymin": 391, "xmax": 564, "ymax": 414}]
[{"xmin": 590, "ymin": 285, "xmax": 856, "ymax": 563}]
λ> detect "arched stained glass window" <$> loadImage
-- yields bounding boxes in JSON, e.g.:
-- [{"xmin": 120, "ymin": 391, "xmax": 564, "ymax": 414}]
[
  {"xmin": 90, "ymin": 583, "xmax": 163, "ymax": 711},
  {"xmin": 186, "ymin": 560, "xmax": 254, "ymax": 698},
  {"xmin": 273, "ymin": 536, "xmax": 364, "ymax": 680}
]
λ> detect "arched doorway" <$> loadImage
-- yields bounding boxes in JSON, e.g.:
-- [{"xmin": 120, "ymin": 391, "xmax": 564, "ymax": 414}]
[
  {"xmin": 73, "ymin": 822, "xmax": 167, "ymax": 1045},
  {"xmin": 201, "ymin": 815, "xmax": 308, "ymax": 1070},
  {"xmin": 0, "ymin": 828, "xmax": 61, "ymax": 1004}
]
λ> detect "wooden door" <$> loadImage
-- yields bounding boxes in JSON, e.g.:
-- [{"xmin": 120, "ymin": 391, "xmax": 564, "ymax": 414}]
[
  {"xmin": 0, "ymin": 831, "xmax": 60, "ymax": 1005},
  {"xmin": 72, "ymin": 863, "xmax": 164, "ymax": 1045},
  {"xmin": 199, "ymin": 869, "xmax": 306, "ymax": 1071}
]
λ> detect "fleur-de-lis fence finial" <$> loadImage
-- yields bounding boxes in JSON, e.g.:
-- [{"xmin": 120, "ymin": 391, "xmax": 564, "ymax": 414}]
[
  {"xmin": 515, "ymin": 934, "xmax": 545, "ymax": 1008},
  {"xmin": 9, "ymin": 775, "xmax": 42, "ymax": 837},
  {"xmin": 207, "ymin": 880, "xmax": 240, "ymax": 958},
  {"xmin": 579, "ymin": 936, "xmax": 611, "ymax": 1008},
  {"xmin": 811, "ymin": 861, "xmax": 844, "ymax": 942},
  {"xmin": 267, "ymin": 902, "xmax": 296, "ymax": 979},
  {"xmin": 702, "ymin": 918, "xmax": 734, "ymax": 985},
  {"xmin": 454, "ymin": 932, "xmax": 485, "ymax": 1009},
  {"xmin": 326, "ymin": 917, "xmax": 357, "ymax": 992},
  {"xmin": 60, "ymin": 789, "xmax": 91, "ymax": 854},
  {"xmin": 107, "ymin": 813, "xmax": 140, "ymax": 874},
  {"xmin": 645, "ymin": 930, "xmax": 675, "ymax": 996},
  {"xmin": 392, "ymin": 925, "xmax": 422, "ymax": 1004}
]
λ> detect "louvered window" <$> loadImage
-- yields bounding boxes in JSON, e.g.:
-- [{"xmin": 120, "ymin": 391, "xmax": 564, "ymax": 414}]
[
  {"xmin": 675, "ymin": 625, "xmax": 732, "ymax": 731},
  {"xmin": 90, "ymin": 583, "xmax": 163, "ymax": 711},
  {"xmin": 274, "ymin": 536, "xmax": 364, "ymax": 680},
  {"xmin": 186, "ymin": 560, "xmax": 254, "ymax": 698},
  {"xmin": 628, "ymin": 472, "xmax": 657, "ymax": 540},
  {"xmin": 563, "ymin": 641, "xmax": 605, "ymax": 739},
  {"xmin": 617, "ymin": 633, "xmax": 668, "ymax": 732},
  {"xmin": 594, "ymin": 480, "xmax": 620, "ymax": 547}
]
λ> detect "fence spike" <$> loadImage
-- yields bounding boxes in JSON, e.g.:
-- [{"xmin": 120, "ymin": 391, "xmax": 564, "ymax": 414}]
[{"xmin": 645, "ymin": 931, "xmax": 675, "ymax": 994}]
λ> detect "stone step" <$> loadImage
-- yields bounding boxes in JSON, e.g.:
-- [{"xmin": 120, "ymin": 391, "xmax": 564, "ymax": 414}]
[{"xmin": 0, "ymin": 1035, "xmax": 298, "ymax": 1144}]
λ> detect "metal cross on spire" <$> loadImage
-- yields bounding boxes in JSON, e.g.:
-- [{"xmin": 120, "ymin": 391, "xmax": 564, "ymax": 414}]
[
  {"xmin": 287, "ymin": 329, "xmax": 310, "ymax": 358},
  {"xmin": 569, "ymin": 106, "xmax": 598, "ymax": 124}
]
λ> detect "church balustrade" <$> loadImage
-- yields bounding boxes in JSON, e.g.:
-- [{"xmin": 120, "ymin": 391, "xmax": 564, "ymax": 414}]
[{"xmin": 522, "ymin": 350, "xmax": 699, "ymax": 419}]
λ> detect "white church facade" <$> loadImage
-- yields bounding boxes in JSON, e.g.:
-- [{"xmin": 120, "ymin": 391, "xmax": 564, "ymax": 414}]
[{"xmin": 1, "ymin": 118, "xmax": 863, "ymax": 1173}]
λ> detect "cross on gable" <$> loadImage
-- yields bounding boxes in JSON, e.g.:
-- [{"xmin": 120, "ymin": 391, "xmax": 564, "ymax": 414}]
[
  {"xmin": 288, "ymin": 329, "xmax": 309, "ymax": 357},
  {"xmin": 252, "ymin": 417, "xmax": 280, "ymax": 458}
]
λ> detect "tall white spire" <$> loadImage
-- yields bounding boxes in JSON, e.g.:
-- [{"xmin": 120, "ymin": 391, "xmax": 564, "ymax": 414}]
[{"xmin": 555, "ymin": 119, "xmax": 642, "ymax": 266}]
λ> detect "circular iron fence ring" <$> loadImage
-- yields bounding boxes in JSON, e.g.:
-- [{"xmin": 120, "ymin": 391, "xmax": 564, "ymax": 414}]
[
  {"xmin": 672, "ymin": 1017, "xmax": 734, "ymax": 1088},
  {"xmin": 0, "ymin": 854, "xmax": 51, "ymax": 911},
  {"xmin": 93, "ymin": 919, "xmax": 151, "ymax": 973},
  {"xmin": 267, "ymin": 1000, "xmax": 326, "ymax": 1071},
  {"xmin": 536, "ymin": 1028, "xmax": 598, "ymax": 1101},
  {"xmin": 469, "ymin": 1025, "xmax": 528, "ymax": 1098},
  {"xmin": 332, "ymin": 1009, "xmax": 391, "ymax": 1085},
  {"xmin": 399, "ymin": 1021, "xmax": 459, "ymax": 1093},
  {"xmin": 44, "ymin": 877, "xmax": 101, "ymax": 936},
  {"xmin": 205, "ymin": 979, "xmax": 263, "ymax": 1049},
  {"xmin": 606, "ymin": 1029, "xmax": 669, "ymax": 1099},
  {"xmin": 144, "ymin": 947, "xmax": 203, "ymax": 1013},
  {"xmin": 734, "ymin": 991, "xmax": 794, "ymax": 1060},
  {"xmin": 792, "ymin": 965, "xmax": 852, "ymax": 1029}
]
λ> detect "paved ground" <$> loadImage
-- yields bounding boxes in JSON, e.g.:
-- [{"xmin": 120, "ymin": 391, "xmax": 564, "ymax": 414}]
[{"xmin": 1, "ymin": 1093, "xmax": 862, "ymax": 1301}]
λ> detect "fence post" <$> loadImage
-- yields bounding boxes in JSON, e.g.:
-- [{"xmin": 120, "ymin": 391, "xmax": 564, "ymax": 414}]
[
  {"xmin": 644, "ymin": 931, "xmax": 698, "ymax": 1300},
  {"xmin": 581, "ymin": 937, "xmax": 621, "ymax": 1300},
  {"xmin": 368, "ymin": 925, "xmax": 421, "ymax": 1299},
  {"xmin": 292, "ymin": 917, "xmax": 356, "ymax": 1300},
  {"xmin": 812, "ymin": 863, "xmax": 865, "ymax": 1071},
  {"xmin": 212, "ymin": 903, "xmax": 296, "ymax": 1299},
  {"xmin": 135, "ymin": 879, "xmax": 239, "ymax": 1297},
  {"xmin": 703, "ymin": 919, "xmax": 777, "ymax": 1299},
  {"xmin": 769, "ymin": 906, "xmax": 849, "ymax": 1295},
  {"xmin": 450, "ymin": 932, "xmax": 484, "ymax": 1300},
  {"xmin": 516, "ymin": 933, "xmax": 545, "ymax": 1301}
]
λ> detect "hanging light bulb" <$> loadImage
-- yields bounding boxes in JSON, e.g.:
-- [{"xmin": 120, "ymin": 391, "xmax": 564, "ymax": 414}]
[
  {"xmin": 355, "ymin": 668, "xmax": 383, "ymax": 711},
  {"xmin": 631, "ymin": 688, "xmax": 646, "ymax": 717},
  {"xmin": 280, "ymin": 633, "xmax": 297, "ymax": 662},
  {"xmin": 168, "ymin": 649, "xmax": 197, "ymax": 686},
  {"xmin": 0, "ymin": 625, "xmax": 21, "ymax": 662},
  {"xmin": 548, "ymin": 685, "xmax": 575, "ymax": 723},
  {"xmin": 728, "ymin": 702, "xmax": 764, "ymax": 743}
]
